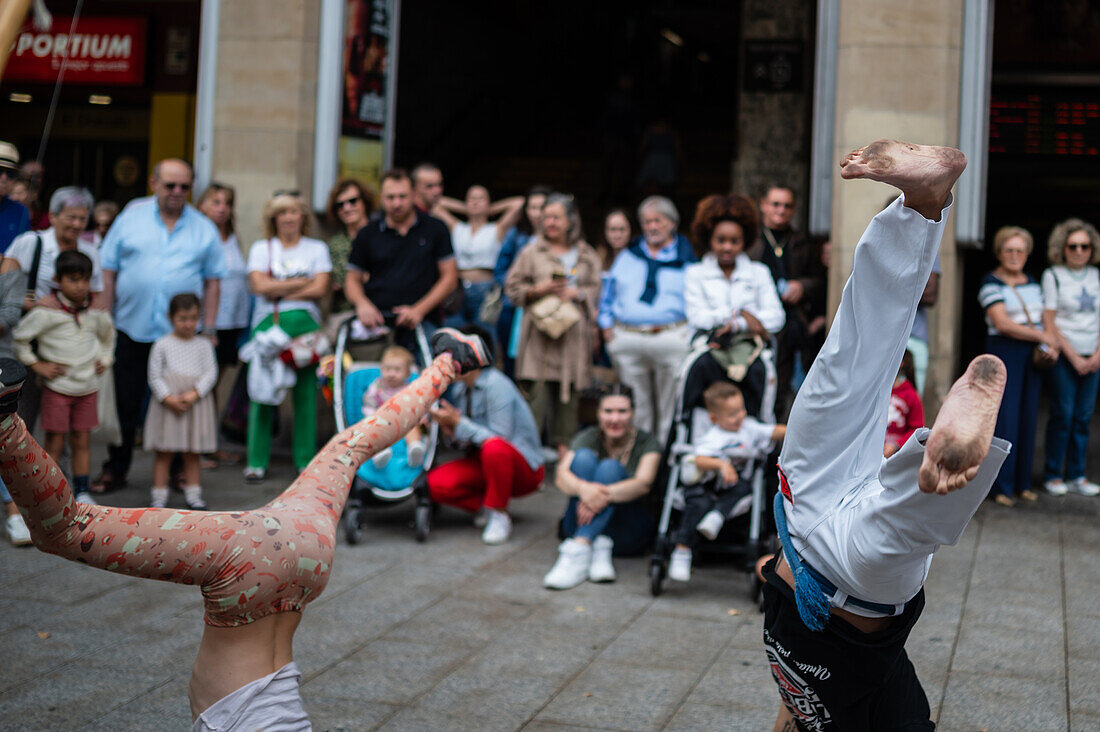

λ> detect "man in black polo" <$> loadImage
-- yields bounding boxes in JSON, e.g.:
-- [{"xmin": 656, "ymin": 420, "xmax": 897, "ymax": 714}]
[{"xmin": 345, "ymin": 168, "xmax": 457, "ymax": 351}]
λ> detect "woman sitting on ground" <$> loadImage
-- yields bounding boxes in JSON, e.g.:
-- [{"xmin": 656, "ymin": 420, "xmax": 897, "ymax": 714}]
[{"xmin": 543, "ymin": 383, "xmax": 660, "ymax": 590}]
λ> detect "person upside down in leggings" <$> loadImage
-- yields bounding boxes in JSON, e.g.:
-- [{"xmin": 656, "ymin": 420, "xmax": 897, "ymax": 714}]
[
  {"xmin": 760, "ymin": 141, "xmax": 1009, "ymax": 732},
  {"xmin": 0, "ymin": 328, "xmax": 490, "ymax": 731}
]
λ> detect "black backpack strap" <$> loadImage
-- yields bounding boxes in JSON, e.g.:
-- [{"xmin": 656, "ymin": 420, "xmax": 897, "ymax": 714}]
[{"xmin": 25, "ymin": 233, "xmax": 42, "ymax": 300}]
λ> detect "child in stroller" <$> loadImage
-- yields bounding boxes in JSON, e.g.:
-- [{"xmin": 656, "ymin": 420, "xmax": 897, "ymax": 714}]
[
  {"xmin": 363, "ymin": 345, "xmax": 428, "ymax": 469},
  {"xmin": 669, "ymin": 381, "xmax": 785, "ymax": 581}
]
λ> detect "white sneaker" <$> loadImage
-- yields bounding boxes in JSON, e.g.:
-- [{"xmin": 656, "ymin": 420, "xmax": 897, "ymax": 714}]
[
  {"xmin": 6, "ymin": 513, "xmax": 31, "ymax": 546},
  {"xmin": 543, "ymin": 539, "xmax": 593, "ymax": 589},
  {"xmin": 696, "ymin": 510, "xmax": 725, "ymax": 541},
  {"xmin": 481, "ymin": 509, "xmax": 512, "ymax": 544},
  {"xmin": 150, "ymin": 487, "xmax": 169, "ymax": 509},
  {"xmin": 73, "ymin": 491, "xmax": 98, "ymax": 506},
  {"xmin": 371, "ymin": 447, "xmax": 392, "ymax": 469},
  {"xmin": 406, "ymin": 440, "xmax": 426, "ymax": 468},
  {"xmin": 1067, "ymin": 477, "xmax": 1100, "ymax": 497},
  {"xmin": 588, "ymin": 535, "xmax": 616, "ymax": 583},
  {"xmin": 669, "ymin": 547, "xmax": 692, "ymax": 582},
  {"xmin": 1045, "ymin": 479, "xmax": 1068, "ymax": 496}
]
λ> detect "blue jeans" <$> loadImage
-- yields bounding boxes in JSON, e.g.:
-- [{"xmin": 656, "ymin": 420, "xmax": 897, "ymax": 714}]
[
  {"xmin": 559, "ymin": 448, "xmax": 654, "ymax": 555},
  {"xmin": 444, "ymin": 280, "xmax": 497, "ymax": 345},
  {"xmin": 1043, "ymin": 356, "xmax": 1100, "ymax": 482},
  {"xmin": 0, "ymin": 476, "xmax": 10, "ymax": 503},
  {"xmin": 987, "ymin": 335, "xmax": 1042, "ymax": 498}
]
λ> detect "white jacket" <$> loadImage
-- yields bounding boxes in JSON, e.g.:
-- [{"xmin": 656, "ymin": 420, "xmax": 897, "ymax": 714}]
[
  {"xmin": 239, "ymin": 327, "xmax": 296, "ymax": 405},
  {"xmin": 683, "ymin": 253, "xmax": 786, "ymax": 334}
]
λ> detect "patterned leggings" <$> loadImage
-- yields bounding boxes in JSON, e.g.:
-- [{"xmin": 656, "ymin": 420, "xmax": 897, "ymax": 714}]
[{"xmin": 0, "ymin": 355, "xmax": 457, "ymax": 628}]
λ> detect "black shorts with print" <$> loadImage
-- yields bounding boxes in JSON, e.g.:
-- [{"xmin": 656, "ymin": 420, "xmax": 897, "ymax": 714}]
[{"xmin": 760, "ymin": 556, "xmax": 934, "ymax": 732}]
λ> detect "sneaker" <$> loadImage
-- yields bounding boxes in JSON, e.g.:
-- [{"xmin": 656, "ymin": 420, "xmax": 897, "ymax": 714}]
[
  {"xmin": 481, "ymin": 509, "xmax": 512, "ymax": 544},
  {"xmin": 184, "ymin": 485, "xmax": 207, "ymax": 510},
  {"xmin": 588, "ymin": 535, "xmax": 616, "ymax": 583},
  {"xmin": 150, "ymin": 487, "xmax": 169, "ymax": 509},
  {"xmin": 1044, "ymin": 479, "xmax": 1068, "ymax": 496},
  {"xmin": 371, "ymin": 447, "xmax": 393, "ymax": 469},
  {"xmin": 5, "ymin": 513, "xmax": 31, "ymax": 546},
  {"xmin": 1067, "ymin": 478, "xmax": 1100, "ymax": 497},
  {"xmin": 696, "ymin": 510, "xmax": 725, "ymax": 541},
  {"xmin": 406, "ymin": 440, "xmax": 426, "ymax": 468},
  {"xmin": 73, "ymin": 491, "xmax": 98, "ymax": 506},
  {"xmin": 543, "ymin": 539, "xmax": 593, "ymax": 589},
  {"xmin": 430, "ymin": 328, "xmax": 491, "ymax": 372},
  {"xmin": 669, "ymin": 547, "xmax": 692, "ymax": 582},
  {"xmin": 243, "ymin": 467, "xmax": 265, "ymax": 484},
  {"xmin": 0, "ymin": 357, "xmax": 27, "ymax": 414}
]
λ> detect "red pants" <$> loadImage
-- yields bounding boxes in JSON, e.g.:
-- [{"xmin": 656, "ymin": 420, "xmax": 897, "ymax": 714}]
[{"xmin": 427, "ymin": 437, "xmax": 544, "ymax": 512}]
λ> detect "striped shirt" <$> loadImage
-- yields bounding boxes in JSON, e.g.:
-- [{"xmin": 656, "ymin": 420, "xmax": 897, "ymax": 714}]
[{"xmin": 978, "ymin": 272, "xmax": 1044, "ymax": 336}]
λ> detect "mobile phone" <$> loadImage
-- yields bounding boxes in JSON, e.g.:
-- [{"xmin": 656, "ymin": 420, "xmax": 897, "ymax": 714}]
[{"xmin": 552, "ymin": 272, "xmax": 567, "ymax": 280}]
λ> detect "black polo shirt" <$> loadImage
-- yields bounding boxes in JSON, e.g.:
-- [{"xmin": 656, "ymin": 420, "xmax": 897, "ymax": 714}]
[{"xmin": 347, "ymin": 211, "xmax": 454, "ymax": 319}]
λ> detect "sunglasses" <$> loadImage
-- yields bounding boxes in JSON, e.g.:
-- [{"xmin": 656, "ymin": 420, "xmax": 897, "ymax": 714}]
[
  {"xmin": 1067, "ymin": 243, "xmax": 1093, "ymax": 251},
  {"xmin": 337, "ymin": 196, "xmax": 362, "ymax": 209},
  {"xmin": 164, "ymin": 182, "xmax": 192, "ymax": 191}
]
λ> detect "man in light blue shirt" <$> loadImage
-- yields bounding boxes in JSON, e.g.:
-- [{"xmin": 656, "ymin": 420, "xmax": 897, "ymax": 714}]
[
  {"xmin": 598, "ymin": 196, "xmax": 695, "ymax": 440},
  {"xmin": 95, "ymin": 159, "xmax": 226, "ymax": 490}
]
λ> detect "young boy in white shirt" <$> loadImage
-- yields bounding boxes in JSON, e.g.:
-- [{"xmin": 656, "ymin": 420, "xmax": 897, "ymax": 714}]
[{"xmin": 669, "ymin": 381, "xmax": 785, "ymax": 582}]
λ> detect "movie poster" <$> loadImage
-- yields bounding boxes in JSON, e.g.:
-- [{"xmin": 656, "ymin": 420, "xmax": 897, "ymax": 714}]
[{"xmin": 339, "ymin": 0, "xmax": 393, "ymax": 189}]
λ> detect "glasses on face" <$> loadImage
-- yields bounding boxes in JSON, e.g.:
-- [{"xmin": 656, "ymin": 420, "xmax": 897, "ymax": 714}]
[
  {"xmin": 164, "ymin": 182, "xmax": 192, "ymax": 191},
  {"xmin": 1067, "ymin": 243, "xmax": 1093, "ymax": 252},
  {"xmin": 337, "ymin": 196, "xmax": 361, "ymax": 209}
]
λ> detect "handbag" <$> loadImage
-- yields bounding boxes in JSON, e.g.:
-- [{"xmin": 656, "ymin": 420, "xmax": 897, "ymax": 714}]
[
  {"xmin": 477, "ymin": 283, "xmax": 503, "ymax": 325},
  {"xmin": 528, "ymin": 294, "xmax": 582, "ymax": 339},
  {"xmin": 1009, "ymin": 284, "xmax": 1056, "ymax": 369}
]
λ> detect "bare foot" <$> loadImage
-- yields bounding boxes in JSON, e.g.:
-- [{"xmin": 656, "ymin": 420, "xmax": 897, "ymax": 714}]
[
  {"xmin": 919, "ymin": 355, "xmax": 1006, "ymax": 495},
  {"xmin": 839, "ymin": 140, "xmax": 967, "ymax": 221}
]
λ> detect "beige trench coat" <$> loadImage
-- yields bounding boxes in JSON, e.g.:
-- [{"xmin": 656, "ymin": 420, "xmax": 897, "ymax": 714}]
[{"xmin": 504, "ymin": 237, "xmax": 602, "ymax": 402}]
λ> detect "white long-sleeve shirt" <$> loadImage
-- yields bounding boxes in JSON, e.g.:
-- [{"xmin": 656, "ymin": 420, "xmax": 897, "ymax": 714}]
[
  {"xmin": 683, "ymin": 253, "xmax": 786, "ymax": 334},
  {"xmin": 13, "ymin": 298, "xmax": 116, "ymax": 396}
]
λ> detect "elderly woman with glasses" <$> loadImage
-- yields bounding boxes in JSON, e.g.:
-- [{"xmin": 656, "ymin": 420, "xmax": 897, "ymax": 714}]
[
  {"xmin": 1039, "ymin": 218, "xmax": 1100, "ymax": 498},
  {"xmin": 244, "ymin": 193, "xmax": 332, "ymax": 482},
  {"xmin": 979, "ymin": 225, "xmax": 1059, "ymax": 507},
  {"xmin": 597, "ymin": 195, "xmax": 696, "ymax": 440}
]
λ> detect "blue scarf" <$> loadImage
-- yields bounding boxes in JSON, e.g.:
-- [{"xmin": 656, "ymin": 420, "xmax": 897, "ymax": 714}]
[{"xmin": 627, "ymin": 234, "xmax": 696, "ymax": 304}]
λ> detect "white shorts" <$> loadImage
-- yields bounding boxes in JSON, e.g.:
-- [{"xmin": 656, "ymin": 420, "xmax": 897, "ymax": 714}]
[{"xmin": 192, "ymin": 662, "xmax": 311, "ymax": 732}]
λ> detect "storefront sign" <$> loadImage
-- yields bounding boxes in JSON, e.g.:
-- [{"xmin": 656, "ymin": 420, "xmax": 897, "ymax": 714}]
[
  {"xmin": 339, "ymin": 0, "xmax": 395, "ymax": 189},
  {"xmin": 6, "ymin": 17, "xmax": 147, "ymax": 86}
]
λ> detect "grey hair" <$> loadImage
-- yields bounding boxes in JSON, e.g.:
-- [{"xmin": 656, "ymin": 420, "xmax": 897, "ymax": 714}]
[
  {"xmin": 1047, "ymin": 217, "xmax": 1100, "ymax": 266},
  {"xmin": 637, "ymin": 195, "xmax": 679, "ymax": 228},
  {"xmin": 542, "ymin": 193, "xmax": 584, "ymax": 245},
  {"xmin": 49, "ymin": 186, "xmax": 95, "ymax": 215}
]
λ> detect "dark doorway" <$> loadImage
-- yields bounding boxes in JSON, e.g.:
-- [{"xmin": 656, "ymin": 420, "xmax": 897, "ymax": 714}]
[{"xmin": 393, "ymin": 0, "xmax": 740, "ymax": 231}]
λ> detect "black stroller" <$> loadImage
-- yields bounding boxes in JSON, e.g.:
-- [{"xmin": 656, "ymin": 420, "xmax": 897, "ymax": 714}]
[
  {"xmin": 648, "ymin": 341, "xmax": 779, "ymax": 597},
  {"xmin": 333, "ymin": 319, "xmax": 439, "ymax": 543}
]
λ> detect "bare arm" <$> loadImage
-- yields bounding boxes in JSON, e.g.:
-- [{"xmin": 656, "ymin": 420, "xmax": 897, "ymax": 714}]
[
  {"xmin": 412, "ymin": 258, "xmax": 458, "ymax": 318},
  {"xmin": 604, "ymin": 452, "xmax": 659, "ymax": 503},
  {"xmin": 282, "ymin": 272, "xmax": 331, "ymax": 302},
  {"xmin": 248, "ymin": 271, "xmax": 313, "ymax": 298},
  {"xmin": 432, "ymin": 197, "xmax": 466, "ymax": 229},
  {"xmin": 986, "ymin": 302, "xmax": 1056, "ymax": 347},
  {"xmin": 202, "ymin": 279, "xmax": 220, "ymax": 332},
  {"xmin": 919, "ymin": 271, "xmax": 939, "ymax": 308},
  {"xmin": 491, "ymin": 197, "xmax": 525, "ymax": 240},
  {"xmin": 101, "ymin": 270, "xmax": 116, "ymax": 311},
  {"xmin": 344, "ymin": 269, "xmax": 383, "ymax": 327}
]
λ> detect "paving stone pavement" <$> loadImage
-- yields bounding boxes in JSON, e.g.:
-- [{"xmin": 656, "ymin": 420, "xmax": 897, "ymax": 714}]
[{"xmin": 2, "ymin": 433, "xmax": 1099, "ymax": 731}]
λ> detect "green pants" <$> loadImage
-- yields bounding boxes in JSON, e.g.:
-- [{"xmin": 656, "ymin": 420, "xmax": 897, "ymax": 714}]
[
  {"xmin": 521, "ymin": 379, "xmax": 577, "ymax": 449},
  {"xmin": 247, "ymin": 310, "xmax": 320, "ymax": 471}
]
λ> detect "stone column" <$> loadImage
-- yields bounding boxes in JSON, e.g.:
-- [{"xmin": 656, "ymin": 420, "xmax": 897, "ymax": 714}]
[
  {"xmin": 734, "ymin": 0, "xmax": 814, "ymax": 217},
  {"xmin": 208, "ymin": 0, "xmax": 320, "ymax": 248},
  {"xmin": 829, "ymin": 0, "xmax": 965, "ymax": 416}
]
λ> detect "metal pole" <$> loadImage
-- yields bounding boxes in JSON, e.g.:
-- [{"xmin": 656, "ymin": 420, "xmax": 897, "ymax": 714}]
[{"xmin": 383, "ymin": 0, "xmax": 401, "ymax": 170}]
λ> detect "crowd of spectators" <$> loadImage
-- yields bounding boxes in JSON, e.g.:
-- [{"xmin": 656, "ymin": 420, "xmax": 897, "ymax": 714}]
[{"xmin": 1, "ymin": 138, "xmax": 1097, "ymax": 574}]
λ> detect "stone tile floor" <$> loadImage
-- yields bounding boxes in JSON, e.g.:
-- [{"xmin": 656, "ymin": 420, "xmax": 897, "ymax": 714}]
[{"xmin": 1, "ymin": 440, "xmax": 1098, "ymax": 731}]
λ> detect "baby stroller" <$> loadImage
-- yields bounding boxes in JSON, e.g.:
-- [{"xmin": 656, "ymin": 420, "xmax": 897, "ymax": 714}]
[
  {"xmin": 333, "ymin": 318, "xmax": 439, "ymax": 544},
  {"xmin": 648, "ymin": 339, "xmax": 779, "ymax": 598}
]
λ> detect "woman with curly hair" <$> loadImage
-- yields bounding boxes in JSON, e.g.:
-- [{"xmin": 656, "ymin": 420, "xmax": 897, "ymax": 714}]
[
  {"xmin": 1040, "ymin": 217, "xmax": 1100, "ymax": 497},
  {"xmin": 324, "ymin": 178, "xmax": 373, "ymax": 313}
]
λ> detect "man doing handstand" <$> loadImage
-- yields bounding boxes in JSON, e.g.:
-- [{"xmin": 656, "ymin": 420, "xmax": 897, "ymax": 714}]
[{"xmin": 761, "ymin": 140, "xmax": 1009, "ymax": 731}]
